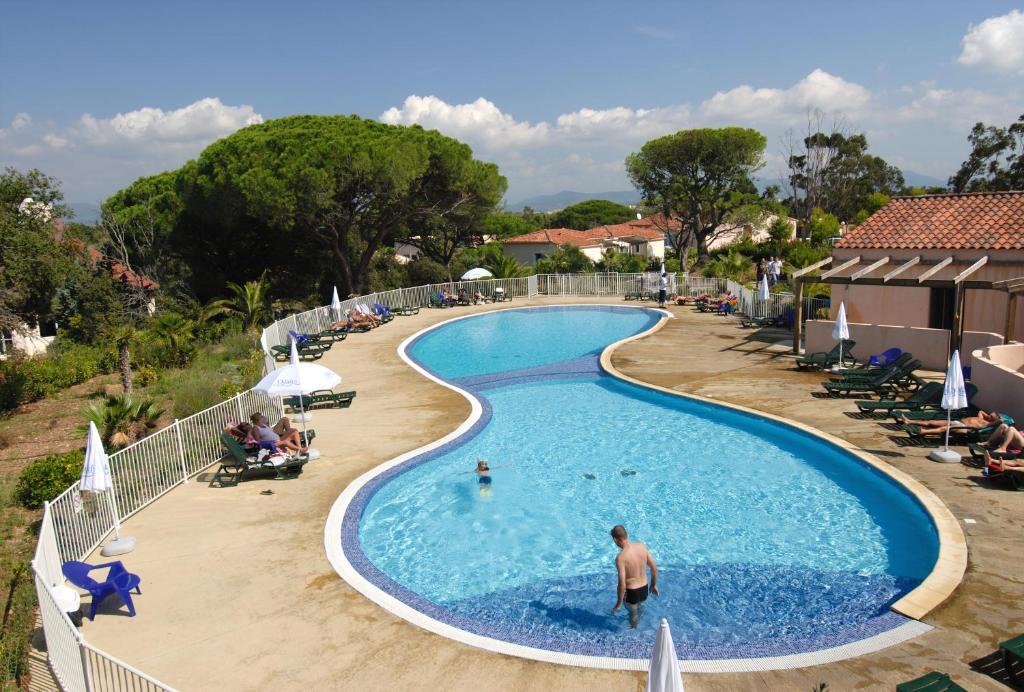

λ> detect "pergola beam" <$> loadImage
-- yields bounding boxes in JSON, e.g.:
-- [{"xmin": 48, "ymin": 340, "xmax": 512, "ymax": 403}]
[
  {"xmin": 917, "ymin": 256, "xmax": 954, "ymax": 283},
  {"xmin": 883, "ymin": 256, "xmax": 921, "ymax": 282},
  {"xmin": 820, "ymin": 256, "xmax": 861, "ymax": 280},
  {"xmin": 791, "ymin": 256, "xmax": 833, "ymax": 279},
  {"xmin": 850, "ymin": 256, "xmax": 890, "ymax": 281},
  {"xmin": 953, "ymin": 255, "xmax": 989, "ymax": 284}
]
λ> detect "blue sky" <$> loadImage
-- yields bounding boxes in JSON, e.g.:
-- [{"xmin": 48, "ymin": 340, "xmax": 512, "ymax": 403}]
[{"xmin": 2, "ymin": 1, "xmax": 1023, "ymax": 207}]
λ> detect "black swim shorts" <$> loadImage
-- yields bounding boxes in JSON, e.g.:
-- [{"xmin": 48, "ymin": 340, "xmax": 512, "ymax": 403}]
[{"xmin": 625, "ymin": 584, "xmax": 649, "ymax": 605}]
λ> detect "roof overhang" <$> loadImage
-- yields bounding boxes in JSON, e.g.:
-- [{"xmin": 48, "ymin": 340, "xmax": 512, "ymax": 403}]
[{"xmin": 794, "ymin": 253, "xmax": 1021, "ymax": 293}]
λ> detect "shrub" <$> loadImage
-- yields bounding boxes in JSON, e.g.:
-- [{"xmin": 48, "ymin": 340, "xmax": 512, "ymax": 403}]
[
  {"xmin": 134, "ymin": 365, "xmax": 158, "ymax": 388},
  {"xmin": 84, "ymin": 393, "xmax": 163, "ymax": 448},
  {"xmin": 15, "ymin": 450, "xmax": 84, "ymax": 509},
  {"xmin": 0, "ymin": 343, "xmax": 111, "ymax": 412}
]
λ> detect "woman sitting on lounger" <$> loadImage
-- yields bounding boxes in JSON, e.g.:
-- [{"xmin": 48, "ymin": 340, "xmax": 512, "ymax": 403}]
[
  {"xmin": 978, "ymin": 423, "xmax": 1024, "ymax": 454},
  {"xmin": 899, "ymin": 409, "xmax": 1001, "ymax": 434},
  {"xmin": 249, "ymin": 413, "xmax": 307, "ymax": 453}
]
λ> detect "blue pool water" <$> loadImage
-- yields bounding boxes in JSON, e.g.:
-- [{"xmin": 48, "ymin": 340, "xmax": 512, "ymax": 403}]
[{"xmin": 346, "ymin": 306, "xmax": 939, "ymax": 660}]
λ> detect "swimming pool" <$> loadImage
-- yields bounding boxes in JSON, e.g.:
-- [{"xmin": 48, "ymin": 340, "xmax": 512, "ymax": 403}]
[{"xmin": 331, "ymin": 305, "xmax": 942, "ymax": 669}]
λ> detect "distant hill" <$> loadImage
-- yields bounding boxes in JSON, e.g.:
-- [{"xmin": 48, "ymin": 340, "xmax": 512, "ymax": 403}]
[
  {"xmin": 509, "ymin": 190, "xmax": 641, "ymax": 212},
  {"xmin": 64, "ymin": 202, "xmax": 101, "ymax": 225},
  {"xmin": 901, "ymin": 170, "xmax": 946, "ymax": 190}
]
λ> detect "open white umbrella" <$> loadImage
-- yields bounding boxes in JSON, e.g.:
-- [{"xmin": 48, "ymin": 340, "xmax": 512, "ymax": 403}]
[
  {"xmin": 461, "ymin": 267, "xmax": 493, "ymax": 281},
  {"xmin": 253, "ymin": 339, "xmax": 341, "ymax": 455},
  {"xmin": 81, "ymin": 421, "xmax": 136, "ymax": 556},
  {"xmin": 831, "ymin": 301, "xmax": 850, "ymax": 371},
  {"xmin": 929, "ymin": 350, "xmax": 968, "ymax": 463},
  {"xmin": 330, "ymin": 286, "xmax": 342, "ymax": 321},
  {"xmin": 758, "ymin": 274, "xmax": 770, "ymax": 317},
  {"xmin": 646, "ymin": 618, "xmax": 684, "ymax": 692}
]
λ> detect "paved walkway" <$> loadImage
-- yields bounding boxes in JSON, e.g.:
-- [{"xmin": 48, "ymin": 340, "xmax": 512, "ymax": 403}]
[{"xmin": 64, "ymin": 298, "xmax": 1022, "ymax": 691}]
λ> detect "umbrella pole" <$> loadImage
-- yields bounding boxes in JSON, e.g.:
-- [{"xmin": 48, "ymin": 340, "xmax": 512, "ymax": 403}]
[
  {"xmin": 108, "ymin": 487, "xmax": 122, "ymax": 540},
  {"xmin": 944, "ymin": 409, "xmax": 952, "ymax": 452},
  {"xmin": 299, "ymin": 396, "xmax": 309, "ymax": 452}
]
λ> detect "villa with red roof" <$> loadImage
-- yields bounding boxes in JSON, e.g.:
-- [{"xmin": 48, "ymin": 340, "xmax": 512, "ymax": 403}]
[{"xmin": 502, "ymin": 216, "xmax": 668, "ymax": 265}]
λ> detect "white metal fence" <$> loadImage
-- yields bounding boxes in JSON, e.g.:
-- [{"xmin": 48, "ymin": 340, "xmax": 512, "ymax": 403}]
[
  {"xmin": 31, "ymin": 389, "xmax": 282, "ymax": 691},
  {"xmin": 725, "ymin": 279, "xmax": 830, "ymax": 322}
]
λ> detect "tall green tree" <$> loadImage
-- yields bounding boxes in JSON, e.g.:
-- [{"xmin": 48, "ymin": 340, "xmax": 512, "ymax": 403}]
[
  {"xmin": 948, "ymin": 113, "xmax": 1024, "ymax": 192},
  {"xmin": 626, "ymin": 128, "xmax": 768, "ymax": 263},
  {"xmin": 201, "ymin": 272, "xmax": 273, "ymax": 332},
  {"xmin": 479, "ymin": 212, "xmax": 542, "ymax": 239},
  {"xmin": 0, "ymin": 168, "xmax": 76, "ymax": 332},
  {"xmin": 549, "ymin": 199, "xmax": 636, "ymax": 230},
  {"xmin": 103, "ymin": 116, "xmax": 506, "ymax": 301}
]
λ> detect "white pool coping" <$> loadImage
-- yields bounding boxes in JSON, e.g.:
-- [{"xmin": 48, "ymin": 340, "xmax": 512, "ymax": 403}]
[{"xmin": 324, "ymin": 304, "xmax": 954, "ymax": 671}]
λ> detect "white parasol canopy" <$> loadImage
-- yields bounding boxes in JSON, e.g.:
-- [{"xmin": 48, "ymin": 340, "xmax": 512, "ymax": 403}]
[
  {"xmin": 758, "ymin": 274, "xmax": 770, "ymax": 301},
  {"xmin": 930, "ymin": 349, "xmax": 968, "ymax": 463},
  {"xmin": 81, "ymin": 421, "xmax": 135, "ymax": 555},
  {"xmin": 646, "ymin": 618, "xmax": 684, "ymax": 692},
  {"xmin": 330, "ymin": 286, "xmax": 342, "ymax": 320},
  {"xmin": 461, "ymin": 267, "xmax": 493, "ymax": 280},
  {"xmin": 253, "ymin": 339, "xmax": 341, "ymax": 397}
]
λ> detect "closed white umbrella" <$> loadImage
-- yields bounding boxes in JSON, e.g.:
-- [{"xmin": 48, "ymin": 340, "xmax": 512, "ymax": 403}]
[
  {"xmin": 758, "ymin": 274, "xmax": 770, "ymax": 317},
  {"xmin": 81, "ymin": 421, "xmax": 136, "ymax": 556},
  {"xmin": 461, "ymin": 267, "xmax": 493, "ymax": 280},
  {"xmin": 330, "ymin": 286, "xmax": 342, "ymax": 320},
  {"xmin": 831, "ymin": 301, "xmax": 850, "ymax": 371},
  {"xmin": 930, "ymin": 350, "xmax": 968, "ymax": 463},
  {"xmin": 646, "ymin": 618, "xmax": 684, "ymax": 692}
]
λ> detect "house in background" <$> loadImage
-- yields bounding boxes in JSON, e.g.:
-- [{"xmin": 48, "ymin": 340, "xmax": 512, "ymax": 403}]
[
  {"xmin": 798, "ymin": 191, "xmax": 1024, "ymax": 423},
  {"xmin": 706, "ymin": 214, "xmax": 797, "ymax": 252},
  {"xmin": 503, "ymin": 216, "xmax": 667, "ymax": 265}
]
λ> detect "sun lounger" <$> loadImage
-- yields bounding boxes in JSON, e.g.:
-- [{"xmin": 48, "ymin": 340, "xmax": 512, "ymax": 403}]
[
  {"xmin": 284, "ymin": 390, "xmax": 356, "ymax": 411},
  {"xmin": 1000, "ymin": 633, "xmax": 1024, "ymax": 684},
  {"xmin": 428, "ymin": 292, "xmax": 452, "ymax": 308},
  {"xmin": 895, "ymin": 671, "xmax": 966, "ymax": 692},
  {"xmin": 387, "ymin": 304, "xmax": 420, "ymax": 316},
  {"xmin": 494, "ymin": 289, "xmax": 512, "ymax": 302},
  {"xmin": 855, "ymin": 381, "xmax": 943, "ymax": 413},
  {"xmin": 796, "ymin": 339, "xmax": 857, "ymax": 371},
  {"xmin": 741, "ymin": 315, "xmax": 778, "ymax": 328},
  {"xmin": 211, "ymin": 431, "xmax": 308, "ymax": 487},
  {"xmin": 902, "ymin": 416, "xmax": 1010, "ymax": 442},
  {"xmin": 832, "ymin": 352, "xmax": 914, "ymax": 379},
  {"xmin": 372, "ymin": 303, "xmax": 395, "ymax": 322},
  {"xmin": 313, "ymin": 328, "xmax": 348, "ymax": 342},
  {"xmin": 271, "ymin": 344, "xmax": 329, "ymax": 362},
  {"xmin": 823, "ymin": 359, "xmax": 919, "ymax": 398}
]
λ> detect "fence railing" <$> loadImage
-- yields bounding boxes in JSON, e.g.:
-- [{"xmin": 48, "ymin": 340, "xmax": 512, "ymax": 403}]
[
  {"xmin": 534, "ymin": 272, "xmax": 679, "ymax": 296},
  {"xmin": 725, "ymin": 278, "xmax": 829, "ymax": 322},
  {"xmin": 32, "ymin": 389, "xmax": 283, "ymax": 690}
]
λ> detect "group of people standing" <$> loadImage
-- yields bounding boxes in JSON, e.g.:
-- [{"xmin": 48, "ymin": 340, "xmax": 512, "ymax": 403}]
[{"xmin": 758, "ymin": 257, "xmax": 784, "ymax": 286}]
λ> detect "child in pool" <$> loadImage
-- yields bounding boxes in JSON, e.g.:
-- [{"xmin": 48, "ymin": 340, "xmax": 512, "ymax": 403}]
[{"xmin": 476, "ymin": 459, "xmax": 492, "ymax": 484}]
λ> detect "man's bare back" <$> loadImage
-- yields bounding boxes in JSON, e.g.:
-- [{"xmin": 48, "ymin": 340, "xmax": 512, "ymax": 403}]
[{"xmin": 616, "ymin": 542, "xmax": 651, "ymax": 589}]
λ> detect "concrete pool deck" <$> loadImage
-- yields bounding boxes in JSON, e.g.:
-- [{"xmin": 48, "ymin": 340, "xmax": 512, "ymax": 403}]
[{"xmin": 65, "ymin": 297, "xmax": 1023, "ymax": 691}]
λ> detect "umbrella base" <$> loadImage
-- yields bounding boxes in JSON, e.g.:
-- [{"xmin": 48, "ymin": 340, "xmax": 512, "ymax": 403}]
[
  {"xmin": 292, "ymin": 412, "xmax": 312, "ymax": 423},
  {"xmin": 928, "ymin": 449, "xmax": 962, "ymax": 464},
  {"xmin": 101, "ymin": 535, "xmax": 136, "ymax": 556},
  {"xmin": 306, "ymin": 448, "xmax": 321, "ymax": 461}
]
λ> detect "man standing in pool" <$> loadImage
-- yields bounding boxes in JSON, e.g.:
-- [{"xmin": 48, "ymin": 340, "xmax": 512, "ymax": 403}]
[{"xmin": 610, "ymin": 525, "xmax": 659, "ymax": 628}]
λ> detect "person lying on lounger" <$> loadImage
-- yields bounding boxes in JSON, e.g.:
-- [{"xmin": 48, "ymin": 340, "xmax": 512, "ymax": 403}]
[
  {"xmin": 983, "ymin": 449, "xmax": 1024, "ymax": 473},
  {"xmin": 249, "ymin": 413, "xmax": 307, "ymax": 453},
  {"xmin": 898, "ymin": 409, "xmax": 1001, "ymax": 433},
  {"xmin": 977, "ymin": 423, "xmax": 1024, "ymax": 454},
  {"xmin": 331, "ymin": 309, "xmax": 375, "ymax": 329}
]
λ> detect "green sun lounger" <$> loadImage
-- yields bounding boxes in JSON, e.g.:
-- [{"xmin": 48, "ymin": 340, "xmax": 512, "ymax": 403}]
[
  {"xmin": 796, "ymin": 339, "xmax": 857, "ymax": 371},
  {"xmin": 1001, "ymin": 632, "xmax": 1024, "ymax": 686},
  {"xmin": 833, "ymin": 352, "xmax": 914, "ymax": 379},
  {"xmin": 902, "ymin": 415, "xmax": 1010, "ymax": 441},
  {"xmin": 895, "ymin": 671, "xmax": 966, "ymax": 692},
  {"xmin": 823, "ymin": 359, "xmax": 918, "ymax": 397},
  {"xmin": 313, "ymin": 329, "xmax": 348, "ymax": 343},
  {"xmin": 211, "ymin": 432, "xmax": 308, "ymax": 487},
  {"xmin": 387, "ymin": 305, "xmax": 420, "ymax": 315},
  {"xmin": 493, "ymin": 290, "xmax": 512, "ymax": 302},
  {"xmin": 271, "ymin": 344, "xmax": 328, "ymax": 362},
  {"xmin": 741, "ymin": 315, "xmax": 777, "ymax": 328},
  {"xmin": 890, "ymin": 383, "xmax": 978, "ymax": 419},
  {"xmin": 855, "ymin": 381, "xmax": 943, "ymax": 413},
  {"xmin": 283, "ymin": 390, "xmax": 356, "ymax": 411}
]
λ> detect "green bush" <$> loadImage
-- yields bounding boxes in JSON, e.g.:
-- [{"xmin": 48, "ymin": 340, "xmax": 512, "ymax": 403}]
[
  {"xmin": 15, "ymin": 450, "xmax": 84, "ymax": 509},
  {"xmin": 0, "ymin": 343, "xmax": 111, "ymax": 412},
  {"xmin": 134, "ymin": 365, "xmax": 158, "ymax": 387}
]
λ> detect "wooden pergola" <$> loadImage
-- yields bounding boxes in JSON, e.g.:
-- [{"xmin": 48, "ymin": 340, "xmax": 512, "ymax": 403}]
[{"xmin": 791, "ymin": 254, "xmax": 1024, "ymax": 354}]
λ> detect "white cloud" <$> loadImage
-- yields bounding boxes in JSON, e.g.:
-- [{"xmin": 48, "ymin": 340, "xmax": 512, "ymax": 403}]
[
  {"xmin": 700, "ymin": 69, "xmax": 871, "ymax": 120},
  {"xmin": 895, "ymin": 85, "xmax": 1019, "ymax": 129},
  {"xmin": 633, "ymin": 26, "xmax": 674, "ymax": 41},
  {"xmin": 381, "ymin": 95, "xmax": 549, "ymax": 148},
  {"xmin": 0, "ymin": 97, "xmax": 263, "ymax": 202},
  {"xmin": 556, "ymin": 104, "xmax": 690, "ymax": 140},
  {"xmin": 959, "ymin": 9, "xmax": 1024, "ymax": 73}
]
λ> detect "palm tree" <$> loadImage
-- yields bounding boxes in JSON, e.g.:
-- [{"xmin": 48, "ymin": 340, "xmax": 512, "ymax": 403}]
[
  {"xmin": 84, "ymin": 393, "xmax": 164, "ymax": 449},
  {"xmin": 110, "ymin": 326, "xmax": 136, "ymax": 395},
  {"xmin": 484, "ymin": 253, "xmax": 528, "ymax": 278},
  {"xmin": 201, "ymin": 271, "xmax": 272, "ymax": 332},
  {"xmin": 149, "ymin": 313, "xmax": 197, "ymax": 366}
]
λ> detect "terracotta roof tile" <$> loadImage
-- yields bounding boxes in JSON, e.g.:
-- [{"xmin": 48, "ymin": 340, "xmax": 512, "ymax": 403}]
[
  {"xmin": 503, "ymin": 228, "xmax": 601, "ymax": 247},
  {"xmin": 836, "ymin": 191, "xmax": 1024, "ymax": 250}
]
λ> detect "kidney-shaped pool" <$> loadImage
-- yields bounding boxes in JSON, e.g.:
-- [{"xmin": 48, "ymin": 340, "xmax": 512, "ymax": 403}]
[{"xmin": 330, "ymin": 305, "xmax": 940, "ymax": 668}]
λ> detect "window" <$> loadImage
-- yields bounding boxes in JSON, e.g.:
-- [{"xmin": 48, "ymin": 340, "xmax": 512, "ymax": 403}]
[
  {"xmin": 534, "ymin": 253, "xmax": 545, "ymax": 262},
  {"xmin": 928, "ymin": 287, "xmax": 955, "ymax": 330},
  {"xmin": 0, "ymin": 330, "xmax": 13, "ymax": 356}
]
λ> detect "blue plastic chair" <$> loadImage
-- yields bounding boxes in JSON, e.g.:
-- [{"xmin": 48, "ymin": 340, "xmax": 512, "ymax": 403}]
[
  {"xmin": 868, "ymin": 347, "xmax": 902, "ymax": 367},
  {"xmin": 62, "ymin": 560, "xmax": 142, "ymax": 620}
]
